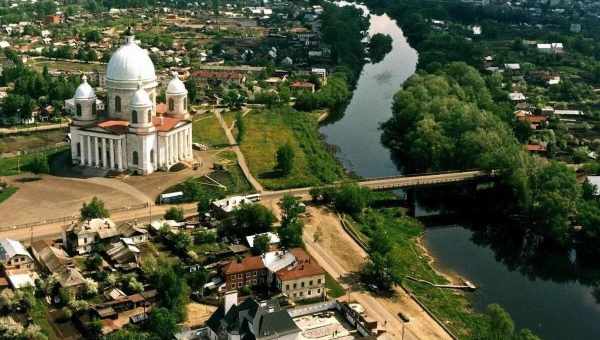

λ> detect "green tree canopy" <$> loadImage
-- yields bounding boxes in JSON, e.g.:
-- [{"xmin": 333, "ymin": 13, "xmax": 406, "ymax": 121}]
[{"xmin": 80, "ymin": 197, "xmax": 109, "ymax": 221}]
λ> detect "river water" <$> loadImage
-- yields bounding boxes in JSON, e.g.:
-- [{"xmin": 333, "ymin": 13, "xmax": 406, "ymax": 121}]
[{"xmin": 320, "ymin": 3, "xmax": 600, "ymax": 340}]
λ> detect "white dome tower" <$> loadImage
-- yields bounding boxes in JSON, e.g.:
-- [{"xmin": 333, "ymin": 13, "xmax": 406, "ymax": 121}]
[
  {"xmin": 165, "ymin": 72, "xmax": 189, "ymax": 120},
  {"xmin": 72, "ymin": 75, "xmax": 97, "ymax": 125},
  {"xmin": 129, "ymin": 83, "xmax": 155, "ymax": 132},
  {"xmin": 106, "ymin": 27, "xmax": 157, "ymax": 120}
]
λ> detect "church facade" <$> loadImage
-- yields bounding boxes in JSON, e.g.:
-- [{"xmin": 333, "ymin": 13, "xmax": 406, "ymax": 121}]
[{"xmin": 67, "ymin": 29, "xmax": 193, "ymax": 175}]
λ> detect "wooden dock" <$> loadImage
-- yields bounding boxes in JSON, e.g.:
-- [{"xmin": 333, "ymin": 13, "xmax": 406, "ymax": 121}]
[{"xmin": 406, "ymin": 276, "xmax": 477, "ymax": 291}]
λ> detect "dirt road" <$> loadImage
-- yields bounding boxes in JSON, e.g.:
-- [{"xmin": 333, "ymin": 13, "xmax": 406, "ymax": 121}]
[{"xmin": 303, "ymin": 206, "xmax": 452, "ymax": 340}]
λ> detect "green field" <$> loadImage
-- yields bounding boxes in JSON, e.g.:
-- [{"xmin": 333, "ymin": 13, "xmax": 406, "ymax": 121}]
[
  {"xmin": 192, "ymin": 113, "xmax": 229, "ymax": 148},
  {"xmin": 0, "ymin": 186, "xmax": 17, "ymax": 205},
  {"xmin": 325, "ymin": 272, "xmax": 345, "ymax": 298},
  {"xmin": 240, "ymin": 109, "xmax": 345, "ymax": 190},
  {"xmin": 29, "ymin": 59, "xmax": 106, "ymax": 73},
  {"xmin": 0, "ymin": 129, "xmax": 67, "ymax": 154},
  {"xmin": 0, "ymin": 147, "xmax": 68, "ymax": 176}
]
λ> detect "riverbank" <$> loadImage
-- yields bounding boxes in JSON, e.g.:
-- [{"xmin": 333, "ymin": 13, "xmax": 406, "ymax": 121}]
[{"xmin": 347, "ymin": 208, "xmax": 489, "ymax": 338}]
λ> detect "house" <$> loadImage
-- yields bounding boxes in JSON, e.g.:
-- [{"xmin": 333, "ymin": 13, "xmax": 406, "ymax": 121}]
[
  {"xmin": 518, "ymin": 115, "xmax": 547, "ymax": 130},
  {"xmin": 205, "ymin": 291, "xmax": 301, "ymax": 340},
  {"xmin": 526, "ymin": 143, "xmax": 547, "ymax": 154},
  {"xmin": 504, "ymin": 63, "xmax": 521, "ymax": 73},
  {"xmin": 554, "ymin": 109, "xmax": 584, "ymax": 117},
  {"xmin": 212, "ymin": 195, "xmax": 253, "ymax": 216},
  {"xmin": 0, "ymin": 239, "xmax": 34, "ymax": 272},
  {"xmin": 275, "ymin": 248, "xmax": 325, "ymax": 302},
  {"xmin": 537, "ymin": 43, "xmax": 563, "ymax": 53},
  {"xmin": 246, "ymin": 232, "xmax": 280, "ymax": 248},
  {"xmin": 64, "ymin": 218, "xmax": 120, "ymax": 255},
  {"xmin": 289, "ymin": 81, "xmax": 315, "ymax": 93},
  {"xmin": 105, "ymin": 239, "xmax": 140, "ymax": 270},
  {"xmin": 508, "ymin": 92, "xmax": 526, "ymax": 102},
  {"xmin": 192, "ymin": 70, "xmax": 246, "ymax": 87},
  {"xmin": 117, "ymin": 223, "xmax": 149, "ymax": 244},
  {"xmin": 222, "ymin": 256, "xmax": 268, "ymax": 291},
  {"xmin": 31, "ymin": 240, "xmax": 86, "ymax": 294}
]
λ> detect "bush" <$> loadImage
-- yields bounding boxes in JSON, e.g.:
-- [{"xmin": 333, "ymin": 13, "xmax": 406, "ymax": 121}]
[{"xmin": 164, "ymin": 207, "xmax": 184, "ymax": 221}]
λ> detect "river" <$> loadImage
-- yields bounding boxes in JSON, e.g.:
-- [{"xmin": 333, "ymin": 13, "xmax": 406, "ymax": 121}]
[{"xmin": 320, "ymin": 2, "xmax": 600, "ymax": 340}]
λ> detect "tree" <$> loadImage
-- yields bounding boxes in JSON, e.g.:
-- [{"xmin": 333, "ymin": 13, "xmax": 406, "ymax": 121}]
[
  {"xmin": 368, "ymin": 33, "xmax": 393, "ymax": 63},
  {"xmin": 164, "ymin": 207, "xmax": 184, "ymax": 221},
  {"xmin": 152, "ymin": 262, "xmax": 189, "ymax": 321},
  {"xmin": 80, "ymin": 197, "xmax": 109, "ymax": 221},
  {"xmin": 278, "ymin": 219, "xmax": 303, "ymax": 248},
  {"xmin": 334, "ymin": 184, "xmax": 371, "ymax": 216},
  {"xmin": 222, "ymin": 204, "xmax": 275, "ymax": 238},
  {"xmin": 26, "ymin": 154, "xmax": 50, "ymax": 174},
  {"xmin": 84, "ymin": 254, "xmax": 102, "ymax": 271},
  {"xmin": 223, "ymin": 90, "xmax": 245, "ymax": 109},
  {"xmin": 360, "ymin": 251, "xmax": 401, "ymax": 291},
  {"xmin": 251, "ymin": 234, "xmax": 270, "ymax": 255},
  {"xmin": 280, "ymin": 194, "xmax": 303, "ymax": 225},
  {"xmin": 147, "ymin": 307, "xmax": 179, "ymax": 339},
  {"xmin": 197, "ymin": 195, "xmax": 212, "ymax": 215},
  {"xmin": 235, "ymin": 111, "xmax": 245, "ymax": 144},
  {"xmin": 486, "ymin": 304, "xmax": 514, "ymax": 340},
  {"xmin": 276, "ymin": 143, "xmax": 295, "ymax": 176},
  {"xmin": 186, "ymin": 269, "xmax": 208, "ymax": 294},
  {"xmin": 186, "ymin": 77, "xmax": 198, "ymax": 104}
]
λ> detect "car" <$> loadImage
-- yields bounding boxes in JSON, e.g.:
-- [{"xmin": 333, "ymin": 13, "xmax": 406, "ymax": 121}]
[
  {"xmin": 398, "ymin": 312, "xmax": 410, "ymax": 323},
  {"xmin": 367, "ymin": 284, "xmax": 378, "ymax": 291}
]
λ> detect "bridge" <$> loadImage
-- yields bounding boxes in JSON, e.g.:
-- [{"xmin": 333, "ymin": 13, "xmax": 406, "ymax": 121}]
[{"xmin": 262, "ymin": 170, "xmax": 492, "ymax": 198}]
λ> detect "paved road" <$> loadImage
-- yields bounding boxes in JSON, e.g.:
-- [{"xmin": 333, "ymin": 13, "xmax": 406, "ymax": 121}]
[
  {"xmin": 214, "ymin": 110, "xmax": 264, "ymax": 192},
  {"xmin": 0, "ymin": 203, "xmax": 198, "ymax": 245}
]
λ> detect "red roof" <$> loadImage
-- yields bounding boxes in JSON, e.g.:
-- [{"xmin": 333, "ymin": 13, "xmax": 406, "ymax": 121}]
[
  {"xmin": 97, "ymin": 120, "xmax": 129, "ymax": 134},
  {"xmin": 152, "ymin": 116, "xmax": 182, "ymax": 132},
  {"xmin": 192, "ymin": 70, "xmax": 244, "ymax": 81},
  {"xmin": 156, "ymin": 103, "xmax": 168, "ymax": 115},
  {"xmin": 518, "ymin": 115, "xmax": 546, "ymax": 123},
  {"xmin": 276, "ymin": 248, "xmax": 324, "ymax": 281},
  {"xmin": 290, "ymin": 81, "xmax": 314, "ymax": 89},
  {"xmin": 224, "ymin": 256, "xmax": 265, "ymax": 275},
  {"xmin": 526, "ymin": 144, "xmax": 546, "ymax": 152}
]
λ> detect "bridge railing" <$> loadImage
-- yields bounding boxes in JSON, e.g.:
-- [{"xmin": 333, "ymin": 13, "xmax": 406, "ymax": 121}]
[{"xmin": 356, "ymin": 169, "xmax": 485, "ymax": 182}]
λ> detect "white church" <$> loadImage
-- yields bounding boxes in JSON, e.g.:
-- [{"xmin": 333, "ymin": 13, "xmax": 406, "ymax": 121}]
[{"xmin": 67, "ymin": 28, "xmax": 193, "ymax": 175}]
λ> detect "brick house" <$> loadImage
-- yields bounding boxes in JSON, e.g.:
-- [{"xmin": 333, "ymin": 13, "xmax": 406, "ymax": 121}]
[{"xmin": 223, "ymin": 256, "xmax": 268, "ymax": 291}]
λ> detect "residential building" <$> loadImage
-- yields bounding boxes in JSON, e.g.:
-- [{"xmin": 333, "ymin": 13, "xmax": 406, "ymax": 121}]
[
  {"xmin": 31, "ymin": 240, "xmax": 86, "ymax": 294},
  {"xmin": 64, "ymin": 218, "xmax": 120, "ymax": 255},
  {"xmin": 206, "ymin": 291, "xmax": 301, "ymax": 340},
  {"xmin": 117, "ymin": 223, "xmax": 149, "ymax": 244},
  {"xmin": 223, "ymin": 256, "xmax": 268, "ymax": 291},
  {"xmin": 275, "ymin": 248, "xmax": 325, "ymax": 301},
  {"xmin": 0, "ymin": 239, "xmax": 34, "ymax": 272}
]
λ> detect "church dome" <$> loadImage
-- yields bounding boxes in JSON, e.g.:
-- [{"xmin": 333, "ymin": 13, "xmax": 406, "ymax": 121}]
[
  {"xmin": 74, "ymin": 75, "xmax": 95, "ymax": 100},
  {"xmin": 166, "ymin": 72, "xmax": 187, "ymax": 95},
  {"xmin": 106, "ymin": 31, "xmax": 156, "ymax": 84},
  {"xmin": 131, "ymin": 86, "xmax": 152, "ymax": 108}
]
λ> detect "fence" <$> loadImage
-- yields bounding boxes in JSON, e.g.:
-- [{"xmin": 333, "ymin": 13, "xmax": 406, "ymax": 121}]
[{"xmin": 0, "ymin": 202, "xmax": 149, "ymax": 231}]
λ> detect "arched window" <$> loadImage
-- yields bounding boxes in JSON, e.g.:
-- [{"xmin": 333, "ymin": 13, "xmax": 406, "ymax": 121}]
[
  {"xmin": 76, "ymin": 103, "xmax": 82, "ymax": 116},
  {"xmin": 184, "ymin": 97, "xmax": 187, "ymax": 111},
  {"xmin": 92, "ymin": 102, "xmax": 97, "ymax": 115},
  {"xmin": 115, "ymin": 96, "xmax": 121, "ymax": 112},
  {"xmin": 148, "ymin": 110, "xmax": 152, "ymax": 123},
  {"xmin": 76, "ymin": 143, "xmax": 81, "ymax": 156},
  {"xmin": 132, "ymin": 151, "xmax": 138, "ymax": 165},
  {"xmin": 132, "ymin": 110, "xmax": 138, "ymax": 124},
  {"xmin": 150, "ymin": 149, "xmax": 154, "ymax": 164},
  {"xmin": 168, "ymin": 98, "xmax": 174, "ymax": 111}
]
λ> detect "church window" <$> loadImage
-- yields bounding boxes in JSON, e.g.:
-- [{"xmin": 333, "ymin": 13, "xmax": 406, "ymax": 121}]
[
  {"xmin": 115, "ymin": 96, "xmax": 121, "ymax": 112},
  {"xmin": 150, "ymin": 149, "xmax": 154, "ymax": 164},
  {"xmin": 76, "ymin": 103, "xmax": 82, "ymax": 116},
  {"xmin": 148, "ymin": 110, "xmax": 151, "ymax": 123},
  {"xmin": 132, "ymin": 151, "xmax": 138, "ymax": 165},
  {"xmin": 168, "ymin": 98, "xmax": 174, "ymax": 111},
  {"xmin": 92, "ymin": 102, "xmax": 97, "ymax": 115},
  {"xmin": 184, "ymin": 97, "xmax": 187, "ymax": 111},
  {"xmin": 77, "ymin": 143, "xmax": 81, "ymax": 156},
  {"xmin": 132, "ymin": 110, "xmax": 138, "ymax": 124}
]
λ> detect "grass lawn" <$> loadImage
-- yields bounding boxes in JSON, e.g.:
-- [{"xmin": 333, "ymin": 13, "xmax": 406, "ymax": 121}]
[
  {"xmin": 0, "ymin": 129, "xmax": 67, "ymax": 154},
  {"xmin": 352, "ymin": 208, "xmax": 489, "ymax": 338},
  {"xmin": 240, "ymin": 108, "xmax": 345, "ymax": 190},
  {"xmin": 30, "ymin": 295, "xmax": 60, "ymax": 340},
  {"xmin": 192, "ymin": 113, "xmax": 229, "ymax": 148},
  {"xmin": 0, "ymin": 186, "xmax": 17, "ymax": 205},
  {"xmin": 29, "ymin": 59, "xmax": 105, "ymax": 73},
  {"xmin": 0, "ymin": 147, "xmax": 68, "ymax": 176},
  {"xmin": 325, "ymin": 272, "xmax": 345, "ymax": 298}
]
